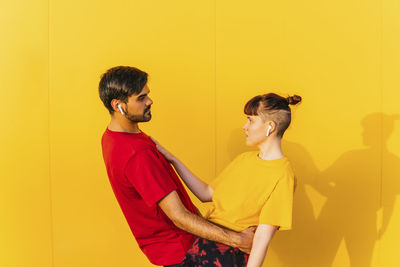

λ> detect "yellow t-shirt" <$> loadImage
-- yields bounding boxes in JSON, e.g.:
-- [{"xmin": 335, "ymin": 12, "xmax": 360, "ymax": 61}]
[{"xmin": 205, "ymin": 151, "xmax": 295, "ymax": 232}]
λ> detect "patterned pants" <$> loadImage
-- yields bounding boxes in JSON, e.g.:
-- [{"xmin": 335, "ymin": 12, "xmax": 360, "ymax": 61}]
[{"xmin": 179, "ymin": 237, "xmax": 249, "ymax": 267}]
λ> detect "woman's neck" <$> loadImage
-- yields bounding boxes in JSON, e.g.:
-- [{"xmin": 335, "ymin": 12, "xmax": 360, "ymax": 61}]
[{"xmin": 257, "ymin": 137, "xmax": 284, "ymax": 160}]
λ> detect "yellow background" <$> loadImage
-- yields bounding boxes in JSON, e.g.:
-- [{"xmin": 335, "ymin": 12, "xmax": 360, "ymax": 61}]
[{"xmin": 1, "ymin": 0, "xmax": 399, "ymax": 266}]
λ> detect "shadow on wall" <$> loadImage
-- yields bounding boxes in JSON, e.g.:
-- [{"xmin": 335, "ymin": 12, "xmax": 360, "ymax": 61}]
[{"xmin": 227, "ymin": 113, "xmax": 400, "ymax": 267}]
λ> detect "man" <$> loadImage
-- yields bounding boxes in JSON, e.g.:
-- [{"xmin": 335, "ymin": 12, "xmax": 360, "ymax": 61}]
[{"xmin": 99, "ymin": 66, "xmax": 254, "ymax": 266}]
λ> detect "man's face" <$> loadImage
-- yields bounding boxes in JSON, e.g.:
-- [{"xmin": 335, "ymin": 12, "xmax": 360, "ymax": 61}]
[{"xmin": 124, "ymin": 84, "xmax": 153, "ymax": 122}]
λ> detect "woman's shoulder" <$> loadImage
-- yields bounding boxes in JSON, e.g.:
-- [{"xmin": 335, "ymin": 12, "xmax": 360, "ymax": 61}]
[{"xmin": 237, "ymin": 150, "xmax": 258, "ymax": 160}]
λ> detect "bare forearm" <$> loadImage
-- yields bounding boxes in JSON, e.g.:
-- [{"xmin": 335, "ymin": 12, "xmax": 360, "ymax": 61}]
[
  {"xmin": 150, "ymin": 137, "xmax": 213, "ymax": 202},
  {"xmin": 158, "ymin": 190, "xmax": 253, "ymax": 251},
  {"xmin": 174, "ymin": 208, "xmax": 240, "ymax": 248},
  {"xmin": 247, "ymin": 242, "xmax": 269, "ymax": 267},
  {"xmin": 159, "ymin": 191, "xmax": 254, "ymax": 253},
  {"xmin": 171, "ymin": 157, "xmax": 213, "ymax": 202},
  {"xmin": 247, "ymin": 225, "xmax": 277, "ymax": 267}
]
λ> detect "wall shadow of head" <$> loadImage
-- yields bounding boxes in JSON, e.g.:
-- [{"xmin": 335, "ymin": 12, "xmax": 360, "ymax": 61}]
[{"xmin": 284, "ymin": 112, "xmax": 400, "ymax": 267}]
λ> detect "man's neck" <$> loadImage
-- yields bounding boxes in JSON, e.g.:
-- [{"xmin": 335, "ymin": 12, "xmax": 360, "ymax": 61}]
[{"xmin": 108, "ymin": 117, "xmax": 141, "ymax": 133}]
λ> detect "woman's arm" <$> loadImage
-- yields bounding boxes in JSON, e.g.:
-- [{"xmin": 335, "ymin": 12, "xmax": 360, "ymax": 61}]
[
  {"xmin": 150, "ymin": 137, "xmax": 214, "ymax": 202},
  {"xmin": 246, "ymin": 224, "xmax": 279, "ymax": 267}
]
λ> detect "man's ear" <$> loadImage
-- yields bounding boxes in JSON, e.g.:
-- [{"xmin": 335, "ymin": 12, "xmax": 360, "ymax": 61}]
[{"xmin": 111, "ymin": 99, "xmax": 125, "ymax": 114}]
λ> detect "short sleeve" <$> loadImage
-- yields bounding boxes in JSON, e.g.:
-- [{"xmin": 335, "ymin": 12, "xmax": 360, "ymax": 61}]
[
  {"xmin": 259, "ymin": 173, "xmax": 295, "ymax": 230},
  {"xmin": 124, "ymin": 149, "xmax": 177, "ymax": 207}
]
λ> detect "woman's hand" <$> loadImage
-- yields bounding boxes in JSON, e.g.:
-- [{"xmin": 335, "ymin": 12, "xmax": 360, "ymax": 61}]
[{"xmin": 150, "ymin": 136, "xmax": 176, "ymax": 163}]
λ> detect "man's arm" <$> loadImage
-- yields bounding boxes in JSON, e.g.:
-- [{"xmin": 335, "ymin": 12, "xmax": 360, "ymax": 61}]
[
  {"xmin": 246, "ymin": 224, "xmax": 278, "ymax": 267},
  {"xmin": 158, "ymin": 190, "xmax": 255, "ymax": 253}
]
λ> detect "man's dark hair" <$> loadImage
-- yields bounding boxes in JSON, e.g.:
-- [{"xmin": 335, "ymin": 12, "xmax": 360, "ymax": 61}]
[{"xmin": 99, "ymin": 66, "xmax": 148, "ymax": 114}]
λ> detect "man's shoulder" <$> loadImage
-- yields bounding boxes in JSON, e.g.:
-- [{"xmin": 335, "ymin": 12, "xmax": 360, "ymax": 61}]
[{"xmin": 101, "ymin": 130, "xmax": 156, "ymax": 163}]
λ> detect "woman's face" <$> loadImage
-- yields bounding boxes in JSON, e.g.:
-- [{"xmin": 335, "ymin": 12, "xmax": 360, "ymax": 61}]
[{"xmin": 242, "ymin": 115, "xmax": 268, "ymax": 146}]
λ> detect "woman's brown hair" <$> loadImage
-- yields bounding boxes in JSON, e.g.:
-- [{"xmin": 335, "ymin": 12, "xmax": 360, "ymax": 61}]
[{"xmin": 244, "ymin": 93, "xmax": 302, "ymax": 137}]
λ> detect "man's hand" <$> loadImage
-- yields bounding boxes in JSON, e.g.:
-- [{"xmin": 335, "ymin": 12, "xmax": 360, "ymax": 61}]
[
  {"xmin": 150, "ymin": 136, "xmax": 175, "ymax": 163},
  {"xmin": 159, "ymin": 191, "xmax": 252, "ymax": 250},
  {"xmin": 237, "ymin": 226, "xmax": 257, "ymax": 254}
]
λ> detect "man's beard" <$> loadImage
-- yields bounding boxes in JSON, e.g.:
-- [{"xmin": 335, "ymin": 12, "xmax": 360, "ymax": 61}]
[{"xmin": 125, "ymin": 107, "xmax": 152, "ymax": 123}]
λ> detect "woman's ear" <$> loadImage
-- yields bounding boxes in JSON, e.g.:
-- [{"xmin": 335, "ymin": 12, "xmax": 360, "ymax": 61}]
[{"xmin": 266, "ymin": 121, "xmax": 277, "ymax": 136}]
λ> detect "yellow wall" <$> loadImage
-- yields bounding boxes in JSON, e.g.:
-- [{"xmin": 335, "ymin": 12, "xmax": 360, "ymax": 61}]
[
  {"xmin": 0, "ymin": 1, "xmax": 53, "ymax": 267},
  {"xmin": 1, "ymin": 0, "xmax": 399, "ymax": 266}
]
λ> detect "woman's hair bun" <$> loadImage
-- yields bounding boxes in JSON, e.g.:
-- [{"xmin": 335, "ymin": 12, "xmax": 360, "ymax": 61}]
[{"xmin": 287, "ymin": 95, "xmax": 302, "ymax": 105}]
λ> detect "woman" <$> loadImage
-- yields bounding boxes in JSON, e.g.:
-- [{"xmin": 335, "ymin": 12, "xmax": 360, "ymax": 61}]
[{"xmin": 152, "ymin": 93, "xmax": 301, "ymax": 267}]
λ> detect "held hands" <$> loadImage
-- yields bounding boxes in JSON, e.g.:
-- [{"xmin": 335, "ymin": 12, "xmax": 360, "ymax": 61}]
[
  {"xmin": 238, "ymin": 226, "xmax": 257, "ymax": 254},
  {"xmin": 150, "ymin": 136, "xmax": 176, "ymax": 163}
]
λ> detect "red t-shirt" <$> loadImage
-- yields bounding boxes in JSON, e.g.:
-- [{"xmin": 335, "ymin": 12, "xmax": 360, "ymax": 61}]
[{"xmin": 101, "ymin": 128, "xmax": 197, "ymax": 265}]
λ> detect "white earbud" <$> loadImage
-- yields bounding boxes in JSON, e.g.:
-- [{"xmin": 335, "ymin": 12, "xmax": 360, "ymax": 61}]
[
  {"xmin": 266, "ymin": 125, "xmax": 272, "ymax": 136},
  {"xmin": 117, "ymin": 104, "xmax": 125, "ymax": 115}
]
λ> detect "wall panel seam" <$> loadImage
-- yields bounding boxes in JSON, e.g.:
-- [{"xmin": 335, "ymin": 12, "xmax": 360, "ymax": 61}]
[
  {"xmin": 214, "ymin": 0, "xmax": 217, "ymax": 177},
  {"xmin": 47, "ymin": 0, "xmax": 55, "ymax": 265},
  {"xmin": 379, "ymin": 0, "xmax": 383, "ymax": 265}
]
